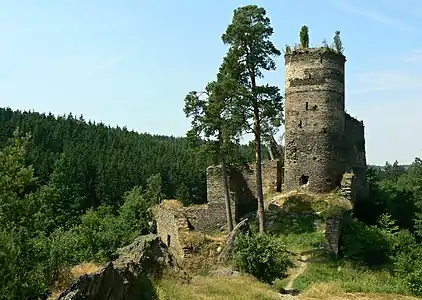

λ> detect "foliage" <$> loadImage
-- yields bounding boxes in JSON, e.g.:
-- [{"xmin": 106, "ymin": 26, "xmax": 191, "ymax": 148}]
[
  {"xmin": 221, "ymin": 4, "xmax": 284, "ymax": 233},
  {"xmin": 183, "ymin": 61, "xmax": 248, "ymax": 230},
  {"xmin": 294, "ymin": 259, "xmax": 410, "ymax": 295},
  {"xmin": 333, "ymin": 30, "xmax": 343, "ymax": 54},
  {"xmin": 393, "ymin": 231, "xmax": 422, "ymax": 295},
  {"xmin": 299, "ymin": 25, "xmax": 310, "ymax": 48},
  {"xmin": 0, "ymin": 107, "xmax": 256, "ymax": 210},
  {"xmin": 340, "ymin": 218, "xmax": 392, "ymax": 266},
  {"xmin": 233, "ymin": 233, "xmax": 294, "ymax": 283}
]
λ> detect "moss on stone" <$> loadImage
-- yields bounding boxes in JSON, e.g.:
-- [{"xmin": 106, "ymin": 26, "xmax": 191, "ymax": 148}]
[{"xmin": 270, "ymin": 190, "xmax": 352, "ymax": 219}]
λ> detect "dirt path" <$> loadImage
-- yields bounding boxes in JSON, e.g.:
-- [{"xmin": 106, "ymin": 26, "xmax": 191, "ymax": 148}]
[{"xmin": 285, "ymin": 255, "xmax": 308, "ymax": 291}]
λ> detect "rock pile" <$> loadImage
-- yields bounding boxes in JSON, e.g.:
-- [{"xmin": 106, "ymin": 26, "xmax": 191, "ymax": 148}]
[{"xmin": 57, "ymin": 234, "xmax": 178, "ymax": 300}]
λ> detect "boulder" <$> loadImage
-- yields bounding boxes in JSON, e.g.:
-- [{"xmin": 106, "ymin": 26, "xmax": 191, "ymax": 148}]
[{"xmin": 58, "ymin": 234, "xmax": 178, "ymax": 300}]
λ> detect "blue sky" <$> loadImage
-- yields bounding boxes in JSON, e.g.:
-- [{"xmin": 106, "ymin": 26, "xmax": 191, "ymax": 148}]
[{"xmin": 1, "ymin": 0, "xmax": 421, "ymax": 165}]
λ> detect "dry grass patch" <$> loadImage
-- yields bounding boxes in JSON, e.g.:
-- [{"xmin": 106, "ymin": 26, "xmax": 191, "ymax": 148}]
[
  {"xmin": 70, "ymin": 261, "xmax": 101, "ymax": 277},
  {"xmin": 205, "ymin": 232, "xmax": 228, "ymax": 244},
  {"xmin": 48, "ymin": 262, "xmax": 101, "ymax": 299},
  {"xmin": 160, "ymin": 199, "xmax": 184, "ymax": 210},
  {"xmin": 157, "ymin": 274, "xmax": 281, "ymax": 300}
]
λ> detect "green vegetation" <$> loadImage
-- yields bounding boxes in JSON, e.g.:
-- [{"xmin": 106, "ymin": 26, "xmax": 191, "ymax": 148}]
[
  {"xmin": 220, "ymin": 5, "xmax": 284, "ymax": 233},
  {"xmin": 1, "ymin": 4, "xmax": 422, "ymax": 300},
  {"xmin": 285, "ymin": 26, "xmax": 344, "ymax": 55},
  {"xmin": 283, "ymin": 159, "xmax": 422, "ymax": 297},
  {"xmin": 233, "ymin": 234, "xmax": 294, "ymax": 283},
  {"xmin": 300, "ymin": 25, "xmax": 310, "ymax": 48},
  {"xmin": 295, "ymin": 259, "xmax": 410, "ymax": 295},
  {"xmin": 333, "ymin": 30, "xmax": 344, "ymax": 54}
]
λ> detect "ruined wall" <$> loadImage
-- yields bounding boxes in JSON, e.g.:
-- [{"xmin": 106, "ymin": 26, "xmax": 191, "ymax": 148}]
[
  {"xmin": 182, "ymin": 204, "xmax": 231, "ymax": 233},
  {"xmin": 344, "ymin": 113, "xmax": 367, "ymax": 201},
  {"xmin": 206, "ymin": 165, "xmax": 227, "ymax": 207},
  {"xmin": 206, "ymin": 160, "xmax": 282, "ymax": 220},
  {"xmin": 325, "ymin": 172, "xmax": 355, "ymax": 256},
  {"xmin": 154, "ymin": 207, "xmax": 191, "ymax": 260},
  {"xmin": 284, "ymin": 48, "xmax": 347, "ymax": 193}
]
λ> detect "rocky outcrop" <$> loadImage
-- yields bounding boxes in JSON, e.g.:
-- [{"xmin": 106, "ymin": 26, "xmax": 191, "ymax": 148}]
[{"xmin": 58, "ymin": 234, "xmax": 178, "ymax": 300}]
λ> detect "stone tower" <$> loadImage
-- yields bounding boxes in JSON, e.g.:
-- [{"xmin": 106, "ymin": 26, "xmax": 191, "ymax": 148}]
[{"xmin": 284, "ymin": 48, "xmax": 346, "ymax": 192}]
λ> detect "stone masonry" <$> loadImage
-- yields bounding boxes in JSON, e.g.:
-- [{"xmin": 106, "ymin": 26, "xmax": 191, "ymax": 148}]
[
  {"xmin": 154, "ymin": 160, "xmax": 282, "ymax": 260},
  {"xmin": 284, "ymin": 47, "xmax": 367, "ymax": 197}
]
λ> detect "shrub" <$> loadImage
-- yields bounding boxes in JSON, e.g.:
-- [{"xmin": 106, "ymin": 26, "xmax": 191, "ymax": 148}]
[
  {"xmin": 340, "ymin": 218, "xmax": 391, "ymax": 265},
  {"xmin": 299, "ymin": 25, "xmax": 309, "ymax": 48},
  {"xmin": 393, "ymin": 234, "xmax": 422, "ymax": 295},
  {"xmin": 233, "ymin": 233, "xmax": 294, "ymax": 284}
]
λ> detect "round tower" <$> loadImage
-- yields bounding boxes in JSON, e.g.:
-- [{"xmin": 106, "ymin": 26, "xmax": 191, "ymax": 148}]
[{"xmin": 284, "ymin": 47, "xmax": 346, "ymax": 193}]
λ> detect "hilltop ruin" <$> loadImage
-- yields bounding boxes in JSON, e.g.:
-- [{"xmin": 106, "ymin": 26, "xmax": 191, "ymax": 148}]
[{"xmin": 154, "ymin": 46, "xmax": 367, "ymax": 260}]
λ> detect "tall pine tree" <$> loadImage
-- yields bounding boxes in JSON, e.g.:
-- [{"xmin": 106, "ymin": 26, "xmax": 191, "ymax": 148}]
[{"xmin": 221, "ymin": 5, "xmax": 283, "ymax": 232}]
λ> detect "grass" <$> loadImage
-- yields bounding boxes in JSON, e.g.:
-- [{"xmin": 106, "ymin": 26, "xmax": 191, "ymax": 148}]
[
  {"xmin": 281, "ymin": 231, "xmax": 325, "ymax": 253},
  {"xmin": 300, "ymin": 282, "xmax": 419, "ymax": 300},
  {"xmin": 157, "ymin": 272, "xmax": 420, "ymax": 300},
  {"xmin": 294, "ymin": 258, "xmax": 412, "ymax": 296},
  {"xmin": 156, "ymin": 274, "xmax": 281, "ymax": 300},
  {"xmin": 49, "ymin": 262, "xmax": 101, "ymax": 299}
]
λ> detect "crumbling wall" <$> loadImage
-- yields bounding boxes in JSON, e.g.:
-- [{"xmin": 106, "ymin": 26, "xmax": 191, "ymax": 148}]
[
  {"xmin": 182, "ymin": 204, "xmax": 232, "ymax": 233},
  {"xmin": 325, "ymin": 172, "xmax": 355, "ymax": 256},
  {"xmin": 154, "ymin": 206, "xmax": 190, "ymax": 260},
  {"xmin": 206, "ymin": 165, "xmax": 227, "ymax": 206},
  {"xmin": 206, "ymin": 160, "xmax": 282, "ymax": 223},
  {"xmin": 344, "ymin": 113, "xmax": 367, "ymax": 201},
  {"xmin": 154, "ymin": 201, "xmax": 226, "ymax": 260},
  {"xmin": 262, "ymin": 160, "xmax": 282, "ymax": 193},
  {"xmin": 340, "ymin": 172, "xmax": 356, "ymax": 202},
  {"xmin": 229, "ymin": 166, "xmax": 257, "ymax": 220},
  {"xmin": 284, "ymin": 48, "xmax": 346, "ymax": 193}
]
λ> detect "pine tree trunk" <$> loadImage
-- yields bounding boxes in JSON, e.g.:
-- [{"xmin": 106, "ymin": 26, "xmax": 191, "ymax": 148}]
[
  {"xmin": 253, "ymin": 104, "xmax": 265, "ymax": 233},
  {"xmin": 219, "ymin": 132, "xmax": 234, "ymax": 232}
]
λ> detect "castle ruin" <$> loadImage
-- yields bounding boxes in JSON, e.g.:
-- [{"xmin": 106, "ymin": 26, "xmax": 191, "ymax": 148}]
[
  {"xmin": 284, "ymin": 47, "xmax": 366, "ymax": 200},
  {"xmin": 155, "ymin": 46, "xmax": 367, "ymax": 259}
]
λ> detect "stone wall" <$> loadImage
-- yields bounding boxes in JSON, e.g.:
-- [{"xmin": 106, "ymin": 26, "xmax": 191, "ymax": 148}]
[
  {"xmin": 206, "ymin": 160, "xmax": 282, "ymax": 221},
  {"xmin": 155, "ymin": 159, "xmax": 283, "ymax": 255},
  {"xmin": 284, "ymin": 48, "xmax": 347, "ymax": 193},
  {"xmin": 344, "ymin": 113, "xmax": 367, "ymax": 201},
  {"xmin": 325, "ymin": 172, "xmax": 355, "ymax": 256},
  {"xmin": 283, "ymin": 47, "xmax": 367, "ymax": 200},
  {"xmin": 154, "ymin": 205, "xmax": 191, "ymax": 260},
  {"xmin": 182, "ymin": 203, "xmax": 233, "ymax": 233},
  {"xmin": 340, "ymin": 172, "xmax": 356, "ymax": 202}
]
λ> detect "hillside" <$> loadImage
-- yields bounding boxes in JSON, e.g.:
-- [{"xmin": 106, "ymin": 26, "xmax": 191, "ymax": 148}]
[{"xmin": 0, "ymin": 106, "xmax": 257, "ymax": 208}]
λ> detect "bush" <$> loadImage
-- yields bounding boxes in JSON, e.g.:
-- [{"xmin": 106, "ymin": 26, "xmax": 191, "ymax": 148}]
[
  {"xmin": 340, "ymin": 218, "xmax": 391, "ymax": 265},
  {"xmin": 393, "ymin": 233, "xmax": 422, "ymax": 295},
  {"xmin": 233, "ymin": 233, "xmax": 294, "ymax": 284}
]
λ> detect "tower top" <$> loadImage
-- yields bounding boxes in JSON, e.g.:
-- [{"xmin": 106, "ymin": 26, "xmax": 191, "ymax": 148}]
[{"xmin": 285, "ymin": 47, "xmax": 346, "ymax": 63}]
